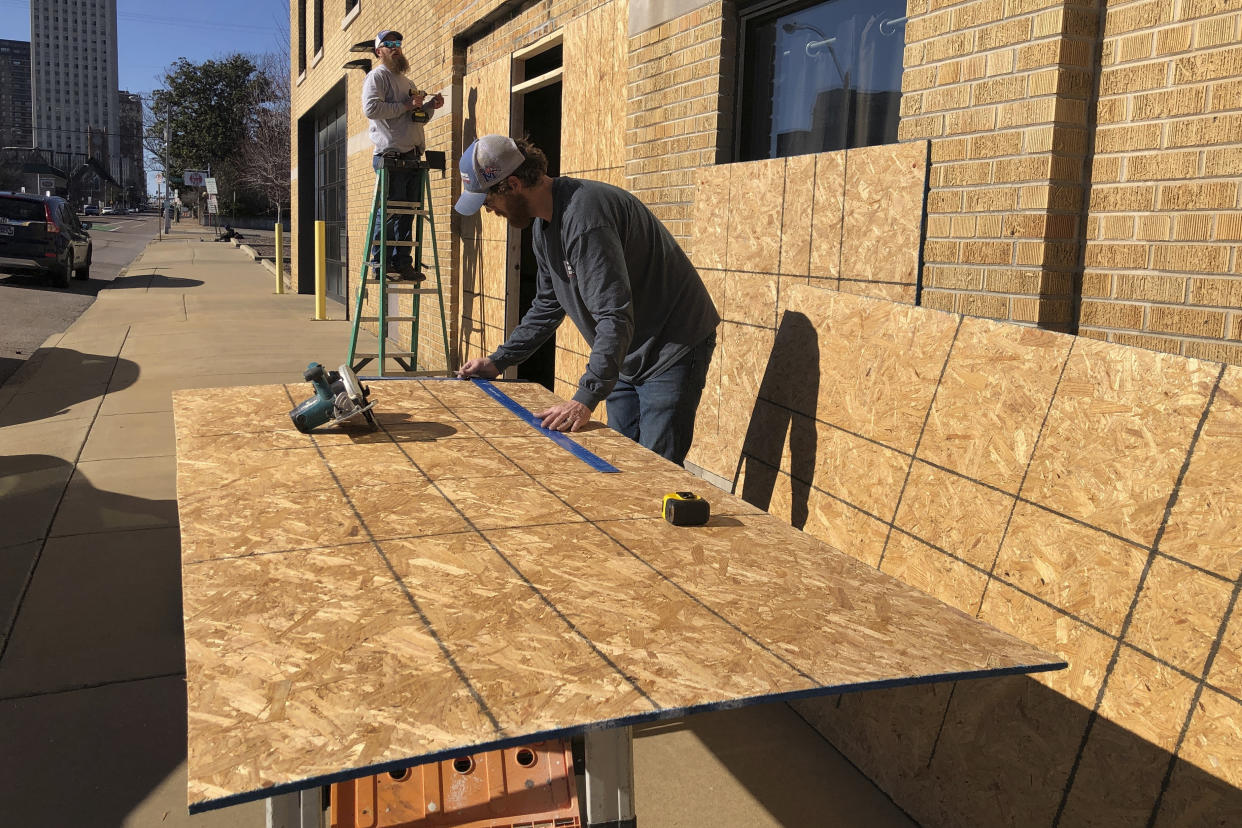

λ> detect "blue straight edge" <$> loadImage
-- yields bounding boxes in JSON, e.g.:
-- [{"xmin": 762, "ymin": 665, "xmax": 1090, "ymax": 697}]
[{"xmin": 473, "ymin": 380, "xmax": 620, "ymax": 473}]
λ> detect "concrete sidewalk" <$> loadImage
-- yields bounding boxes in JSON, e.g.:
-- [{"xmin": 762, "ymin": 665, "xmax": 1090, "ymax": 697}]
[{"xmin": 0, "ymin": 229, "xmax": 910, "ymax": 826}]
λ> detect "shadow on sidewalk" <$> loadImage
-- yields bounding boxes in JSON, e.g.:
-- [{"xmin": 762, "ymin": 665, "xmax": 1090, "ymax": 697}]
[
  {"xmin": 109, "ymin": 274, "xmax": 204, "ymax": 290},
  {"xmin": 0, "ymin": 272, "xmax": 110, "ymax": 298},
  {"xmin": 0, "ymin": 348, "xmax": 139, "ymax": 428}
]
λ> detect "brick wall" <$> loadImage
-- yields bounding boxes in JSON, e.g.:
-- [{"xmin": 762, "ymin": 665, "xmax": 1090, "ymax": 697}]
[
  {"xmin": 901, "ymin": 0, "xmax": 1098, "ymax": 331},
  {"xmin": 1080, "ymin": 0, "xmax": 1242, "ymax": 363}
]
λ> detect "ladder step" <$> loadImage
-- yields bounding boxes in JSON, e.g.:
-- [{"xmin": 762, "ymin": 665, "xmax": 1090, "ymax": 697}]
[
  {"xmin": 370, "ymin": 240, "xmax": 418, "ymax": 247},
  {"xmin": 386, "ymin": 200, "xmax": 423, "ymax": 209},
  {"xmin": 353, "ymin": 351, "xmax": 419, "ymax": 358},
  {"xmin": 360, "ymin": 315, "xmax": 419, "ymax": 322},
  {"xmin": 362, "ymin": 281, "xmax": 439, "ymax": 294},
  {"xmin": 382, "ymin": 208, "xmax": 427, "ymax": 216}
]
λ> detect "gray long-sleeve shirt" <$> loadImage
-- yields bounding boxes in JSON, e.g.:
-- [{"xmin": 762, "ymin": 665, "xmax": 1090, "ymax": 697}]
[
  {"xmin": 489, "ymin": 177, "xmax": 720, "ymax": 408},
  {"xmin": 362, "ymin": 64, "xmax": 434, "ymax": 154}
]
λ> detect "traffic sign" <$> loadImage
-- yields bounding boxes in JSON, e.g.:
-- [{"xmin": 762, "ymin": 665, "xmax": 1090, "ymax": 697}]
[
  {"xmin": 184, "ymin": 169, "xmax": 208, "ymax": 187},
  {"xmin": 205, "ymin": 177, "xmax": 218, "ymax": 195}
]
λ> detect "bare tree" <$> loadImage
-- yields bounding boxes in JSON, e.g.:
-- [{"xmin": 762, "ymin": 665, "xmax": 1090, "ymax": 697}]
[{"xmin": 236, "ymin": 50, "xmax": 291, "ymax": 225}]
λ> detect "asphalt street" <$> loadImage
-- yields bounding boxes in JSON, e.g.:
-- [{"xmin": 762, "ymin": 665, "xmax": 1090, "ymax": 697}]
[{"xmin": 0, "ymin": 213, "xmax": 159, "ymax": 387}]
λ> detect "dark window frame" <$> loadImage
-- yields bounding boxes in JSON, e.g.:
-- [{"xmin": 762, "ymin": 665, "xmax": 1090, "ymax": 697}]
[{"xmin": 734, "ymin": 0, "xmax": 908, "ymax": 162}]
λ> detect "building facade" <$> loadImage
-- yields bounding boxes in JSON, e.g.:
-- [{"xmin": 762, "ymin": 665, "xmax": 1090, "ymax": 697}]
[
  {"xmin": 30, "ymin": 0, "xmax": 120, "ymax": 175},
  {"xmin": 117, "ymin": 90, "xmax": 144, "ymax": 205},
  {"xmin": 290, "ymin": 1, "xmax": 1242, "ymax": 824},
  {"xmin": 0, "ymin": 39, "xmax": 32, "ymax": 149}
]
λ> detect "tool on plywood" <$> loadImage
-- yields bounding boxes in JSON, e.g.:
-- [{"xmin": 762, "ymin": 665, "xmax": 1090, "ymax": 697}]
[
  {"xmin": 347, "ymin": 153, "xmax": 450, "ymax": 378},
  {"xmin": 288, "ymin": 362, "xmax": 376, "ymax": 433},
  {"xmin": 662, "ymin": 491, "xmax": 710, "ymax": 526}
]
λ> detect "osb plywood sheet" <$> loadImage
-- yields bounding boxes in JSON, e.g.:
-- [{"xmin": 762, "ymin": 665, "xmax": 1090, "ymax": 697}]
[
  {"xmin": 1022, "ymin": 337, "xmax": 1218, "ymax": 547},
  {"xmin": 809, "ymin": 151, "xmax": 845, "ymax": 282},
  {"xmin": 920, "ymin": 315, "xmax": 1073, "ymax": 493},
  {"xmin": 781, "ymin": 154, "xmax": 815, "ymax": 275},
  {"xmin": 840, "ymin": 141, "xmax": 926, "ymax": 289},
  {"xmin": 726, "ymin": 158, "xmax": 784, "ymax": 274},
  {"xmin": 690, "ymin": 166, "xmax": 729, "ymax": 271},
  {"xmin": 838, "ymin": 278, "xmax": 917, "ymax": 304},
  {"xmin": 1159, "ymin": 364, "xmax": 1242, "ymax": 578},
  {"xmin": 782, "ymin": 284, "xmax": 955, "ymax": 453},
  {"xmin": 562, "ymin": 1, "xmax": 626, "ymax": 176},
  {"xmin": 173, "ymin": 379, "xmax": 1061, "ymax": 811},
  {"xmin": 721, "ymin": 271, "xmax": 777, "ymax": 328},
  {"xmin": 743, "ymin": 284, "xmax": 1242, "ymax": 824}
]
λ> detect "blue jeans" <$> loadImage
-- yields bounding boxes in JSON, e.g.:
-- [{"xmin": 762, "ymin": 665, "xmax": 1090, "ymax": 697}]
[
  {"xmin": 605, "ymin": 332, "xmax": 716, "ymax": 466},
  {"xmin": 371, "ymin": 153, "xmax": 420, "ymax": 269}
]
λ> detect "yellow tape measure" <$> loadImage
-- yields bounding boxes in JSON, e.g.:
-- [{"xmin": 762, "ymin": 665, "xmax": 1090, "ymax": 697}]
[{"xmin": 662, "ymin": 491, "xmax": 710, "ymax": 526}]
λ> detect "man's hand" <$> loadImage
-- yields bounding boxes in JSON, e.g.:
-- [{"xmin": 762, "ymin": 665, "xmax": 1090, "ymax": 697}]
[
  {"xmin": 430, "ymin": 93, "xmax": 444, "ymax": 109},
  {"xmin": 456, "ymin": 357, "xmax": 500, "ymax": 379},
  {"xmin": 535, "ymin": 400, "xmax": 592, "ymax": 433},
  {"xmin": 409, "ymin": 91, "xmax": 427, "ymax": 108}
]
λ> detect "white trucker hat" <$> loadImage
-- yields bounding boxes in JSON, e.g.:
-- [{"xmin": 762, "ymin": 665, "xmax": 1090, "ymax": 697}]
[{"xmin": 455, "ymin": 135, "xmax": 525, "ymax": 215}]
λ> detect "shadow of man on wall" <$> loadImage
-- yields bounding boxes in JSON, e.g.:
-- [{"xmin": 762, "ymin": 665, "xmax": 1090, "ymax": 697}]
[
  {"xmin": 457, "ymin": 87, "xmax": 485, "ymax": 362},
  {"xmin": 734, "ymin": 310, "xmax": 818, "ymax": 529}
]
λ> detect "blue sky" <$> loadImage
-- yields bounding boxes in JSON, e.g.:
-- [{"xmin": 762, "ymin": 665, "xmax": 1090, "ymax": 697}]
[{"xmin": 0, "ymin": 0, "xmax": 290, "ymax": 97}]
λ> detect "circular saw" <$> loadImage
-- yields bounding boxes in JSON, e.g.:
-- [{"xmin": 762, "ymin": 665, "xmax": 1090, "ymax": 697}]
[{"xmin": 288, "ymin": 362, "xmax": 377, "ymax": 433}]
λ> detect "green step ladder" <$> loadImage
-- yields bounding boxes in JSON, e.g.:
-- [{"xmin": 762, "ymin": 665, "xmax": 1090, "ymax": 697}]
[{"xmin": 346, "ymin": 154, "xmax": 450, "ymax": 377}]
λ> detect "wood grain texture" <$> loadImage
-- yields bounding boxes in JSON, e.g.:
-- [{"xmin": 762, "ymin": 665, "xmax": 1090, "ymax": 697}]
[
  {"xmin": 840, "ymin": 141, "xmax": 926, "ymax": 295},
  {"xmin": 174, "ymin": 380, "xmax": 1061, "ymax": 812}
]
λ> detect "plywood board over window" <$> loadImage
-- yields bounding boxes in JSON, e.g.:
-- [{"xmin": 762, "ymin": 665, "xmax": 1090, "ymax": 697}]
[{"xmin": 561, "ymin": 0, "xmax": 627, "ymax": 180}]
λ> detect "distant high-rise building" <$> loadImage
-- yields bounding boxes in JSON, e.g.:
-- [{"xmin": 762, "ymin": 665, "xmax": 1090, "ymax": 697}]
[
  {"xmin": 30, "ymin": 0, "xmax": 119, "ymax": 174},
  {"xmin": 118, "ymin": 90, "xmax": 144, "ymax": 202},
  {"xmin": 0, "ymin": 39, "xmax": 32, "ymax": 148}
]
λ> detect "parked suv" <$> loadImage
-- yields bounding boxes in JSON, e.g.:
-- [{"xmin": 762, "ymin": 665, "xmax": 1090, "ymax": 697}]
[{"xmin": 0, "ymin": 193, "xmax": 93, "ymax": 288}]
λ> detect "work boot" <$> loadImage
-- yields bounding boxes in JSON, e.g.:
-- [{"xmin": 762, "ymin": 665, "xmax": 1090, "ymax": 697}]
[{"xmin": 396, "ymin": 263, "xmax": 425, "ymax": 282}]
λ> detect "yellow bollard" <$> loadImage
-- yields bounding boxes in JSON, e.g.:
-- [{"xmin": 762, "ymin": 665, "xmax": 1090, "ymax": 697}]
[
  {"xmin": 274, "ymin": 223, "xmax": 284, "ymax": 294},
  {"xmin": 314, "ymin": 220, "xmax": 326, "ymax": 320}
]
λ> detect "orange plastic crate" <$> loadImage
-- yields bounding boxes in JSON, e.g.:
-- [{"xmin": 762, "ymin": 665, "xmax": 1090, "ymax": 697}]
[{"xmin": 330, "ymin": 738, "xmax": 581, "ymax": 828}]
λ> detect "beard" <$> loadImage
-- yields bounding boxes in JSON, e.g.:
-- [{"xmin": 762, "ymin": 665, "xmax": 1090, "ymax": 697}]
[
  {"xmin": 500, "ymin": 193, "xmax": 535, "ymax": 229},
  {"xmin": 380, "ymin": 52, "xmax": 408, "ymax": 74}
]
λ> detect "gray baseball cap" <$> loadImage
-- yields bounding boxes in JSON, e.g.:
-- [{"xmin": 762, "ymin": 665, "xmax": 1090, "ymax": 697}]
[{"xmin": 455, "ymin": 135, "xmax": 524, "ymax": 215}]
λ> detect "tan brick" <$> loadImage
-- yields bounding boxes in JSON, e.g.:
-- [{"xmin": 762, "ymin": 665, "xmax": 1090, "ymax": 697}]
[
  {"xmin": 1118, "ymin": 32, "xmax": 1154, "ymax": 62},
  {"xmin": 1115, "ymin": 274, "xmax": 1188, "ymax": 303},
  {"xmin": 936, "ymin": 62, "xmax": 962, "ymax": 85},
  {"xmin": 1210, "ymin": 79, "xmax": 1242, "ymax": 111},
  {"xmin": 926, "ymin": 84, "xmax": 972, "ymax": 112},
  {"xmin": 1184, "ymin": 340, "xmax": 1242, "ymax": 365},
  {"xmin": 947, "ymin": 214, "xmax": 976, "ymax": 237},
  {"xmin": 1080, "ymin": 300, "xmax": 1144, "ymax": 329},
  {"xmin": 961, "ymin": 240, "xmax": 1013, "ymax": 264},
  {"xmin": 985, "ymin": 268, "xmax": 1071, "ymax": 295},
  {"xmin": 978, "ymin": 214, "xmax": 1004, "ymax": 237},
  {"xmin": 906, "ymin": 9, "xmax": 953, "ymax": 42},
  {"xmin": 924, "ymin": 240, "xmax": 961, "ymax": 262},
  {"xmin": 1204, "ymin": 146, "xmax": 1242, "ymax": 176},
  {"xmin": 1100, "ymin": 62, "xmax": 1169, "ymax": 95},
  {"xmin": 978, "ymin": 18, "xmax": 1031, "ymax": 50},
  {"xmin": 928, "ymin": 189, "xmax": 964, "ymax": 212},
  {"xmin": 941, "ymin": 160, "xmax": 993, "ymax": 186},
  {"xmin": 1148, "ymin": 306, "xmax": 1227, "ymax": 337},
  {"xmin": 921, "ymin": 289, "xmax": 956, "ymax": 313},
  {"xmin": 1137, "ymin": 215, "xmax": 1174, "ymax": 241},
  {"xmin": 1150, "ymin": 243, "xmax": 1231, "ymax": 274},
  {"xmin": 1085, "ymin": 242, "xmax": 1148, "ymax": 269},
  {"xmin": 924, "ymin": 31, "xmax": 975, "ymax": 63},
  {"xmin": 1189, "ymin": 276, "xmax": 1242, "ymax": 307},
  {"xmin": 945, "ymin": 107, "xmax": 998, "ymax": 134},
  {"xmin": 1096, "ymin": 97, "xmax": 1126, "ymax": 124},
  {"xmin": 903, "ymin": 66, "xmax": 937, "ymax": 93},
  {"xmin": 1217, "ymin": 213, "xmax": 1242, "ymax": 240},
  {"xmin": 1173, "ymin": 46, "xmax": 1242, "ymax": 85},
  {"xmin": 1083, "ymin": 272, "xmax": 1113, "ymax": 298},
  {"xmin": 962, "ymin": 187, "xmax": 1018, "ymax": 211},
  {"xmin": 1132, "ymin": 86, "xmax": 1209, "ymax": 120},
  {"xmin": 1090, "ymin": 184, "xmax": 1157, "ymax": 212},
  {"xmin": 1193, "ymin": 15, "xmax": 1239, "ymax": 49},
  {"xmin": 926, "ymin": 216, "xmax": 953, "ymax": 237},
  {"xmin": 997, "ymin": 98, "xmax": 1059, "ymax": 128},
  {"xmin": 1092, "ymin": 157, "xmax": 1123, "ymax": 183},
  {"xmin": 1126, "ymin": 150, "xmax": 1200, "ymax": 181},
  {"xmin": 1017, "ymin": 39, "xmax": 1061, "ymax": 71},
  {"xmin": 953, "ymin": 0, "xmax": 1005, "ymax": 29},
  {"xmin": 1112, "ymin": 332, "xmax": 1183, "ymax": 355},
  {"xmin": 931, "ymin": 137, "xmax": 969, "ymax": 162},
  {"xmin": 959, "ymin": 292, "xmax": 1009, "ymax": 319},
  {"xmin": 1173, "ymin": 213, "xmax": 1214, "ymax": 241},
  {"xmin": 1156, "ymin": 23, "xmax": 1195, "ymax": 55},
  {"xmin": 1078, "ymin": 329, "xmax": 1109, "ymax": 341},
  {"xmin": 1099, "ymin": 215, "xmax": 1136, "ymax": 239},
  {"xmin": 1158, "ymin": 181, "xmax": 1238, "ymax": 210},
  {"xmin": 986, "ymin": 50, "xmax": 1015, "ymax": 78},
  {"xmin": 1168, "ymin": 113, "xmax": 1242, "ymax": 147},
  {"xmin": 927, "ymin": 265, "xmax": 984, "ymax": 290},
  {"xmin": 969, "ymin": 130, "xmax": 1023, "ymax": 158},
  {"xmin": 1095, "ymin": 123, "xmax": 1163, "ymax": 154},
  {"xmin": 1105, "ymin": 1, "xmax": 1174, "ymax": 37}
]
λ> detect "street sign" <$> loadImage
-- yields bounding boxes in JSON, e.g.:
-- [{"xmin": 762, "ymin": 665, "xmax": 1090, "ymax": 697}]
[
  {"xmin": 184, "ymin": 169, "xmax": 208, "ymax": 187},
  {"xmin": 207, "ymin": 194, "xmax": 219, "ymax": 214},
  {"xmin": 205, "ymin": 177, "xmax": 218, "ymax": 195},
  {"xmin": 155, "ymin": 172, "xmax": 164, "ymax": 186},
  {"xmin": 39, "ymin": 178, "xmax": 54, "ymax": 191}
]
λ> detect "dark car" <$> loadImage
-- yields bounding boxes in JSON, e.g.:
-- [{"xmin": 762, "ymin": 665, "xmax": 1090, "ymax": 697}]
[{"xmin": 0, "ymin": 193, "xmax": 93, "ymax": 288}]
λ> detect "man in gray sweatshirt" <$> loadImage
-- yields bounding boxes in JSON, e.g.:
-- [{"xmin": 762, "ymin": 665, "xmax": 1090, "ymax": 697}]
[
  {"xmin": 455, "ymin": 135, "xmax": 719, "ymax": 466},
  {"xmin": 362, "ymin": 29, "xmax": 443, "ymax": 280}
]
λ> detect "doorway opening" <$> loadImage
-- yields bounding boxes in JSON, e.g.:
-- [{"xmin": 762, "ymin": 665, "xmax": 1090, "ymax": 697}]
[{"xmin": 513, "ymin": 37, "xmax": 563, "ymax": 392}]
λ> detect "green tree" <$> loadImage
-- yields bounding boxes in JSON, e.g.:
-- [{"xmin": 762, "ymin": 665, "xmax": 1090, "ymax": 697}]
[{"xmin": 145, "ymin": 54, "xmax": 273, "ymax": 209}]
